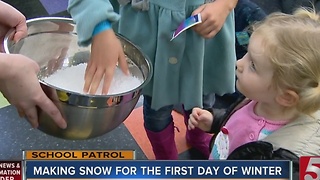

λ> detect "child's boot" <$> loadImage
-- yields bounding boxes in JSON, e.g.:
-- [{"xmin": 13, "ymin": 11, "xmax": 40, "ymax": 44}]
[{"xmin": 145, "ymin": 122, "xmax": 178, "ymax": 160}]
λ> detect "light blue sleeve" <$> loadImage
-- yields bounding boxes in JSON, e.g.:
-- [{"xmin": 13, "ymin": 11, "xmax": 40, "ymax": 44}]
[
  {"xmin": 68, "ymin": 0, "xmax": 120, "ymax": 46},
  {"xmin": 92, "ymin": 20, "xmax": 112, "ymax": 37}
]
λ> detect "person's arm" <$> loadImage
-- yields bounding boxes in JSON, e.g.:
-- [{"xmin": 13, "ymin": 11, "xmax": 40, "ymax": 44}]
[
  {"xmin": 206, "ymin": 95, "xmax": 247, "ymax": 133},
  {"xmin": 68, "ymin": 0, "xmax": 129, "ymax": 95},
  {"xmin": 205, "ymin": 108, "xmax": 227, "ymax": 134},
  {"xmin": 0, "ymin": 54, "xmax": 67, "ymax": 129},
  {"xmin": 227, "ymin": 141, "xmax": 299, "ymax": 180},
  {"xmin": 192, "ymin": 0, "xmax": 238, "ymax": 38},
  {"xmin": 215, "ymin": 0, "xmax": 238, "ymax": 12},
  {"xmin": 67, "ymin": 0, "xmax": 120, "ymax": 46},
  {"xmin": 0, "ymin": 1, "xmax": 67, "ymax": 129}
]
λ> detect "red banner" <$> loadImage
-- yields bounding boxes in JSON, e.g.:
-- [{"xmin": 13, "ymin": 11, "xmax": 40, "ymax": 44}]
[{"xmin": 0, "ymin": 161, "xmax": 22, "ymax": 180}]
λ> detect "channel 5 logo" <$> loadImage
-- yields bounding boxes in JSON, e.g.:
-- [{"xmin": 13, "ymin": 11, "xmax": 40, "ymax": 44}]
[{"xmin": 300, "ymin": 156, "xmax": 320, "ymax": 180}]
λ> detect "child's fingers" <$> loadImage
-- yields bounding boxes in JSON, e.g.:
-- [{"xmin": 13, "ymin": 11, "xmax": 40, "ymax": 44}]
[
  {"xmin": 188, "ymin": 115, "xmax": 199, "ymax": 128},
  {"xmin": 187, "ymin": 119, "xmax": 195, "ymax": 130},
  {"xmin": 118, "ymin": 48, "xmax": 129, "ymax": 75},
  {"xmin": 191, "ymin": 108, "xmax": 200, "ymax": 119}
]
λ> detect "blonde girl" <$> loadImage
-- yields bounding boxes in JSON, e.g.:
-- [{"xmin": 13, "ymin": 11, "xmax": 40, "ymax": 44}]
[{"xmin": 189, "ymin": 8, "xmax": 320, "ymax": 179}]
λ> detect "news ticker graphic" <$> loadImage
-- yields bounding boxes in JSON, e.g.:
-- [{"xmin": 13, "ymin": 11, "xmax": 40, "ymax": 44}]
[
  {"xmin": 300, "ymin": 156, "xmax": 320, "ymax": 180},
  {"xmin": 26, "ymin": 160, "xmax": 290, "ymax": 179},
  {"xmin": 0, "ymin": 150, "xmax": 300, "ymax": 180}
]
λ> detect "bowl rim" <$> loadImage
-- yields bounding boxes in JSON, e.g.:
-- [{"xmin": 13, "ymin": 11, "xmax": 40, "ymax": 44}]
[{"xmin": 3, "ymin": 17, "xmax": 153, "ymax": 98}]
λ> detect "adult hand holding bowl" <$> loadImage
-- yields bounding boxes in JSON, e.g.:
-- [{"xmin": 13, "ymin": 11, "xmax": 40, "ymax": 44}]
[{"xmin": 0, "ymin": 1, "xmax": 66, "ymax": 129}]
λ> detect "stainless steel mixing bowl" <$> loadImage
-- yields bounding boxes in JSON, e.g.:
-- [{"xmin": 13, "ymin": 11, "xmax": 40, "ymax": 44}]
[{"xmin": 3, "ymin": 17, "xmax": 152, "ymax": 140}]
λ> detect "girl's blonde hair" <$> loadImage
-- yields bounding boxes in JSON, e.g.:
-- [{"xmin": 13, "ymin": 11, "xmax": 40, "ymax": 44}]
[{"xmin": 252, "ymin": 7, "xmax": 320, "ymax": 115}]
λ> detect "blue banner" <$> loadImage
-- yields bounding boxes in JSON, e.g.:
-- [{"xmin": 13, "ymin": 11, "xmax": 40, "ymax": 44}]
[{"xmin": 26, "ymin": 160, "xmax": 290, "ymax": 179}]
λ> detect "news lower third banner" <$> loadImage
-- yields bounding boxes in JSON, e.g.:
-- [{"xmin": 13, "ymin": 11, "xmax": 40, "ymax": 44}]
[
  {"xmin": 0, "ymin": 150, "xmax": 293, "ymax": 180},
  {"xmin": 24, "ymin": 150, "xmax": 135, "ymax": 160},
  {"xmin": 25, "ymin": 160, "xmax": 290, "ymax": 179}
]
